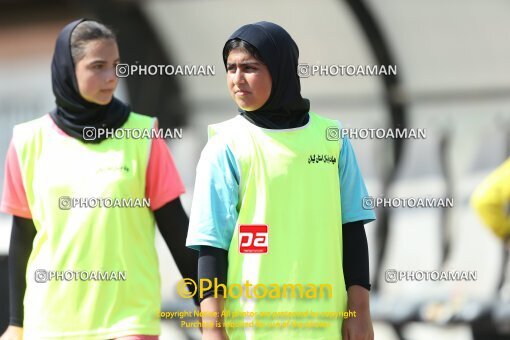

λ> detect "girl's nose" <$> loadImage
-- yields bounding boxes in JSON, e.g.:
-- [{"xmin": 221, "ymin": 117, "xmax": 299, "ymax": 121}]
[
  {"xmin": 106, "ymin": 67, "xmax": 117, "ymax": 83},
  {"xmin": 233, "ymin": 69, "xmax": 245, "ymax": 85}
]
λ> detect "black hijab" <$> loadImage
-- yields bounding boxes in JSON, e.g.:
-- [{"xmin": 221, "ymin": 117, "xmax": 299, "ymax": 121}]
[
  {"xmin": 49, "ymin": 18, "xmax": 130, "ymax": 143},
  {"xmin": 223, "ymin": 21, "xmax": 310, "ymax": 129}
]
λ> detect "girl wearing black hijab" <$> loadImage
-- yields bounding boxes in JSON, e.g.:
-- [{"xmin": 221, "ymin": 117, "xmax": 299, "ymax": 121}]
[
  {"xmin": 187, "ymin": 22, "xmax": 376, "ymax": 340},
  {"xmin": 0, "ymin": 19, "xmax": 197, "ymax": 339}
]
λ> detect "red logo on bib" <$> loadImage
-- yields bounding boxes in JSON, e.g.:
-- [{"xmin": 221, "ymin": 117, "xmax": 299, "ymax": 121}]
[{"xmin": 239, "ymin": 224, "xmax": 268, "ymax": 254}]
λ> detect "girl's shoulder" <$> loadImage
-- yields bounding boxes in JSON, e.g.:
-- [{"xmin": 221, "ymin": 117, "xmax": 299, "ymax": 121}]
[
  {"xmin": 12, "ymin": 114, "xmax": 54, "ymax": 142},
  {"xmin": 14, "ymin": 113, "xmax": 51, "ymax": 130},
  {"xmin": 309, "ymin": 112, "xmax": 343, "ymax": 128},
  {"xmin": 207, "ymin": 115, "xmax": 244, "ymax": 139},
  {"xmin": 125, "ymin": 111, "xmax": 156, "ymax": 128}
]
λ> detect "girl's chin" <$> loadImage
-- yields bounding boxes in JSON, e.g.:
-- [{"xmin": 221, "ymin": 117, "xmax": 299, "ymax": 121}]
[{"xmin": 236, "ymin": 101, "xmax": 261, "ymax": 112}]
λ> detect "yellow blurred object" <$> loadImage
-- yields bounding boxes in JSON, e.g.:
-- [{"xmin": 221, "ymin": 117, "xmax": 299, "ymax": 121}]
[{"xmin": 471, "ymin": 158, "xmax": 510, "ymax": 240}]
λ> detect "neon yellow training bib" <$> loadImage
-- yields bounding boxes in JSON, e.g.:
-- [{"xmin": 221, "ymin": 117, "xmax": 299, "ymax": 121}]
[
  {"xmin": 13, "ymin": 113, "xmax": 160, "ymax": 339},
  {"xmin": 209, "ymin": 112, "xmax": 347, "ymax": 340}
]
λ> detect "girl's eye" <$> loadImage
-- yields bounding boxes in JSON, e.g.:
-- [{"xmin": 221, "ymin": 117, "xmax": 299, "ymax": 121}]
[{"xmin": 92, "ymin": 64, "xmax": 103, "ymax": 70}]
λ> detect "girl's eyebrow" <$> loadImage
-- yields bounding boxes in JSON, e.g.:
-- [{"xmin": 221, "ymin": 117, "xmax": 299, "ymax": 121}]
[
  {"xmin": 88, "ymin": 59, "xmax": 107, "ymax": 64},
  {"xmin": 89, "ymin": 58, "xmax": 121, "ymax": 64},
  {"xmin": 226, "ymin": 61, "xmax": 261, "ymax": 67}
]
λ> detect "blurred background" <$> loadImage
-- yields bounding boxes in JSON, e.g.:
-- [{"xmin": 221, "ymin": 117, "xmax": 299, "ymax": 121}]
[{"xmin": 1, "ymin": 0, "xmax": 509, "ymax": 339}]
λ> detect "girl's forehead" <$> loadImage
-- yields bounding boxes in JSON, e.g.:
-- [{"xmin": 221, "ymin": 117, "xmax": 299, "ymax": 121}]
[
  {"xmin": 83, "ymin": 38, "xmax": 116, "ymax": 50},
  {"xmin": 81, "ymin": 39, "xmax": 118, "ymax": 58},
  {"xmin": 227, "ymin": 48, "xmax": 256, "ymax": 62}
]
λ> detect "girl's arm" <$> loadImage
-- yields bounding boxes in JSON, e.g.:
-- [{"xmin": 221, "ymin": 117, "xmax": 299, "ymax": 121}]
[
  {"xmin": 342, "ymin": 220, "xmax": 373, "ymax": 340},
  {"xmin": 343, "ymin": 221, "xmax": 370, "ymax": 290},
  {"xmin": 344, "ymin": 285, "xmax": 373, "ymax": 340},
  {"xmin": 198, "ymin": 246, "xmax": 228, "ymax": 339},
  {"xmin": 9, "ymin": 216, "xmax": 35, "ymax": 326},
  {"xmin": 200, "ymin": 296, "xmax": 228, "ymax": 340},
  {"xmin": 154, "ymin": 198, "xmax": 199, "ymax": 306},
  {"xmin": 1, "ymin": 216, "xmax": 36, "ymax": 339}
]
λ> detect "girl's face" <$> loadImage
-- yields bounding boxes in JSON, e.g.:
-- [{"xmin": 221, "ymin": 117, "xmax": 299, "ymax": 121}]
[
  {"xmin": 226, "ymin": 48, "xmax": 272, "ymax": 111},
  {"xmin": 75, "ymin": 38, "xmax": 119, "ymax": 105}
]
